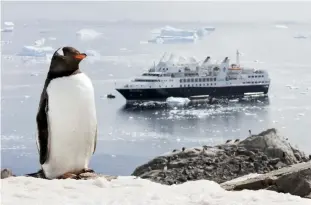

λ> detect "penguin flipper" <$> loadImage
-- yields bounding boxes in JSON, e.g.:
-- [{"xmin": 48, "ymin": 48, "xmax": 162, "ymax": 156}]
[
  {"xmin": 93, "ymin": 126, "xmax": 97, "ymax": 155},
  {"xmin": 36, "ymin": 79, "xmax": 51, "ymax": 165}
]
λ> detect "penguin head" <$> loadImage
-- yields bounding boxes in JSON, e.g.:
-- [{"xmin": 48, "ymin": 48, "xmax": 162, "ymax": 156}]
[{"xmin": 48, "ymin": 46, "xmax": 87, "ymax": 77}]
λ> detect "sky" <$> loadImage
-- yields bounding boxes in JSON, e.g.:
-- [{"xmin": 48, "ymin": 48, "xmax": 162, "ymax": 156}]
[{"xmin": 1, "ymin": 1, "xmax": 311, "ymax": 23}]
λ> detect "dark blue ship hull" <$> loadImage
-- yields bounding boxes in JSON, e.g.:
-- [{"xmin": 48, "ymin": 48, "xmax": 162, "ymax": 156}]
[{"xmin": 116, "ymin": 85, "xmax": 270, "ymax": 101}]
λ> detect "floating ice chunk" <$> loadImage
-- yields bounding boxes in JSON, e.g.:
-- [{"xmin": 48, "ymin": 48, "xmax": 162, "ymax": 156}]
[
  {"xmin": 1, "ymin": 27, "xmax": 14, "ymax": 32},
  {"xmin": 275, "ymin": 24, "xmax": 288, "ymax": 29},
  {"xmin": 2, "ymin": 21, "xmax": 14, "ymax": 32},
  {"xmin": 148, "ymin": 35, "xmax": 197, "ymax": 44},
  {"xmin": 76, "ymin": 29, "xmax": 102, "ymax": 41},
  {"xmin": 203, "ymin": 26, "xmax": 216, "ymax": 31},
  {"xmin": 159, "ymin": 25, "xmax": 197, "ymax": 37},
  {"xmin": 166, "ymin": 97, "xmax": 190, "ymax": 106},
  {"xmin": 48, "ymin": 37, "xmax": 56, "ymax": 41},
  {"xmin": 18, "ymin": 46, "xmax": 54, "ymax": 57},
  {"xmin": 196, "ymin": 27, "xmax": 215, "ymax": 38},
  {"xmin": 4, "ymin": 22, "xmax": 14, "ymax": 26},
  {"xmin": 293, "ymin": 33, "xmax": 309, "ymax": 39},
  {"xmin": 34, "ymin": 38, "xmax": 45, "ymax": 46}
]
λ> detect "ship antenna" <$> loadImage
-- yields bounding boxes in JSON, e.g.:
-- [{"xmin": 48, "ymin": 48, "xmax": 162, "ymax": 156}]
[{"xmin": 236, "ymin": 49, "xmax": 240, "ymax": 67}]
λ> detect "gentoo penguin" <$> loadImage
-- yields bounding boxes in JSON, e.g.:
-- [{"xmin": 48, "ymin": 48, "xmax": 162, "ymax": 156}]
[{"xmin": 36, "ymin": 46, "xmax": 97, "ymax": 179}]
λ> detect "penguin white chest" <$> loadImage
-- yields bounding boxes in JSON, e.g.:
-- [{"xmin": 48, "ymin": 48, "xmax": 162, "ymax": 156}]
[{"xmin": 42, "ymin": 73, "xmax": 97, "ymax": 179}]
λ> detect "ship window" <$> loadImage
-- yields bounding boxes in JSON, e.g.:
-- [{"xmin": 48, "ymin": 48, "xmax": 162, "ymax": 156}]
[
  {"xmin": 199, "ymin": 84, "xmax": 201, "ymax": 86},
  {"xmin": 180, "ymin": 79, "xmax": 182, "ymax": 83},
  {"xmin": 191, "ymin": 79, "xmax": 194, "ymax": 82},
  {"xmin": 207, "ymin": 78, "xmax": 210, "ymax": 81},
  {"xmin": 214, "ymin": 78, "xmax": 216, "ymax": 81},
  {"xmin": 187, "ymin": 79, "xmax": 190, "ymax": 82},
  {"xmin": 195, "ymin": 78, "xmax": 198, "ymax": 82},
  {"xmin": 199, "ymin": 78, "xmax": 202, "ymax": 82}
]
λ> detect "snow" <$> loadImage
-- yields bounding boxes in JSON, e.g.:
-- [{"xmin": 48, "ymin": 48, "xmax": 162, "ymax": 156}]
[
  {"xmin": 1, "ymin": 176, "xmax": 309, "ymax": 205},
  {"xmin": 76, "ymin": 29, "xmax": 103, "ymax": 41}
]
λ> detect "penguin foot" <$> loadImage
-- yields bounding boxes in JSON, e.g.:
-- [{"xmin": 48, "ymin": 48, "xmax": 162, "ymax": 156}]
[{"xmin": 57, "ymin": 172, "xmax": 77, "ymax": 179}]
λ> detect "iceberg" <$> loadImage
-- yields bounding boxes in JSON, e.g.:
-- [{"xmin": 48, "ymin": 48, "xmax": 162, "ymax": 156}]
[
  {"xmin": 159, "ymin": 25, "xmax": 197, "ymax": 37},
  {"xmin": 17, "ymin": 46, "xmax": 54, "ymax": 57},
  {"xmin": 1, "ymin": 176, "xmax": 309, "ymax": 205},
  {"xmin": 148, "ymin": 35, "xmax": 197, "ymax": 44},
  {"xmin": 4, "ymin": 22, "xmax": 14, "ymax": 26},
  {"xmin": 1, "ymin": 21, "xmax": 15, "ymax": 32},
  {"xmin": 148, "ymin": 25, "xmax": 215, "ymax": 44},
  {"xmin": 275, "ymin": 24, "xmax": 288, "ymax": 29},
  {"xmin": 76, "ymin": 29, "xmax": 103, "ymax": 41},
  {"xmin": 34, "ymin": 38, "xmax": 46, "ymax": 46}
]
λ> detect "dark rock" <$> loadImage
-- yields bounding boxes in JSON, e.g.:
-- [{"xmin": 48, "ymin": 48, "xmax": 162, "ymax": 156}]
[
  {"xmin": 274, "ymin": 161, "xmax": 287, "ymax": 169},
  {"xmin": 269, "ymin": 158, "xmax": 280, "ymax": 165},
  {"xmin": 1, "ymin": 169, "xmax": 15, "ymax": 179},
  {"xmin": 262, "ymin": 155, "xmax": 268, "ymax": 161},
  {"xmin": 294, "ymin": 152, "xmax": 302, "ymax": 161},
  {"xmin": 132, "ymin": 128, "xmax": 310, "ymax": 187}
]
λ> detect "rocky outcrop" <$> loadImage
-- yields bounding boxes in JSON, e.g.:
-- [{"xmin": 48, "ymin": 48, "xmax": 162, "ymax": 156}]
[
  {"xmin": 132, "ymin": 128, "xmax": 310, "ymax": 185},
  {"xmin": 221, "ymin": 162, "xmax": 311, "ymax": 199}
]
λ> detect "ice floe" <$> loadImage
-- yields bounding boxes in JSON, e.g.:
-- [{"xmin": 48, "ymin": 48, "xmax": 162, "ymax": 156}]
[
  {"xmin": 1, "ymin": 21, "xmax": 14, "ymax": 32},
  {"xmin": 275, "ymin": 24, "xmax": 288, "ymax": 29},
  {"xmin": 166, "ymin": 97, "xmax": 191, "ymax": 107},
  {"xmin": 76, "ymin": 29, "xmax": 103, "ymax": 41},
  {"xmin": 18, "ymin": 46, "xmax": 54, "ymax": 57}
]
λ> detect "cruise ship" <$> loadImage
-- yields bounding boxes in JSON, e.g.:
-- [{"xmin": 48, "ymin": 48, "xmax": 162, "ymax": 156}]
[{"xmin": 116, "ymin": 51, "xmax": 271, "ymax": 101}]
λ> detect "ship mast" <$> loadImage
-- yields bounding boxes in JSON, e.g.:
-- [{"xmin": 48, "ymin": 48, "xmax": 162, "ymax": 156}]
[{"xmin": 236, "ymin": 49, "xmax": 240, "ymax": 67}]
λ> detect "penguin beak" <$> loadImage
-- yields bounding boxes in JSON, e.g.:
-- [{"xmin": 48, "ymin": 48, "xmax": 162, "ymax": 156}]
[{"xmin": 74, "ymin": 53, "xmax": 87, "ymax": 60}]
